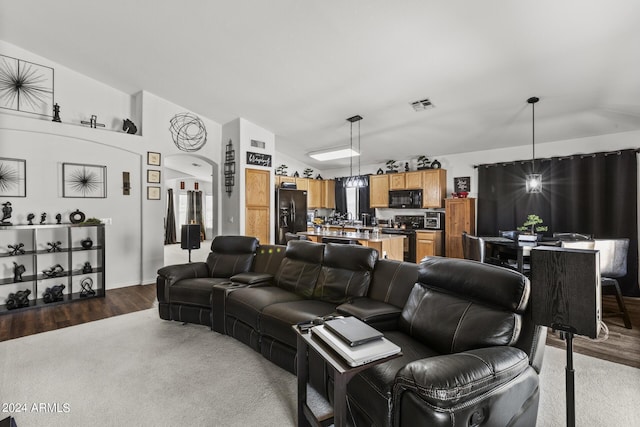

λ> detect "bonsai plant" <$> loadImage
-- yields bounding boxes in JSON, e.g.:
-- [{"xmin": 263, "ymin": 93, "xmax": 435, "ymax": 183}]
[
  {"xmin": 417, "ymin": 155, "xmax": 431, "ymax": 170},
  {"xmin": 517, "ymin": 214, "xmax": 548, "ymax": 240},
  {"xmin": 275, "ymin": 164, "xmax": 288, "ymax": 176},
  {"xmin": 385, "ymin": 160, "xmax": 399, "ymax": 174},
  {"xmin": 303, "ymin": 168, "xmax": 314, "ymax": 178}
]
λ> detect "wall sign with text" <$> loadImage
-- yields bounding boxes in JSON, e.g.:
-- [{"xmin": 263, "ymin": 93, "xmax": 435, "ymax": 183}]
[{"xmin": 246, "ymin": 152, "xmax": 272, "ymax": 167}]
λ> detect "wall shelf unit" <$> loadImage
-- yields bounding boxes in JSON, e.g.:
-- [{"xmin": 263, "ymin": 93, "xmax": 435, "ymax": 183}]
[{"xmin": 0, "ymin": 223, "xmax": 105, "ymax": 314}]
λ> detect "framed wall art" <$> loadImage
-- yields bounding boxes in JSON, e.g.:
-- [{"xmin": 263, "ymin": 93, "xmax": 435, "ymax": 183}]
[
  {"xmin": 147, "ymin": 151, "xmax": 161, "ymax": 166},
  {"xmin": 62, "ymin": 163, "xmax": 107, "ymax": 198},
  {"xmin": 0, "ymin": 54, "xmax": 54, "ymax": 117},
  {"xmin": 0, "ymin": 157, "xmax": 26, "ymax": 197},
  {"xmin": 147, "ymin": 169, "xmax": 161, "ymax": 183},
  {"xmin": 147, "ymin": 186, "xmax": 161, "ymax": 200}
]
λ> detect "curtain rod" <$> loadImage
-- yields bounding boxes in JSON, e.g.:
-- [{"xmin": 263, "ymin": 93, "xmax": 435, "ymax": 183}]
[{"xmin": 473, "ymin": 148, "xmax": 640, "ymax": 169}]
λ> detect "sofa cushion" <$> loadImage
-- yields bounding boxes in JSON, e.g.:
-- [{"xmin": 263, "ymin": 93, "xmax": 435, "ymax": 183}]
[
  {"xmin": 253, "ymin": 245, "xmax": 287, "ymax": 275},
  {"xmin": 366, "ymin": 259, "xmax": 418, "ymax": 308},
  {"xmin": 169, "ymin": 277, "xmax": 232, "ymax": 307},
  {"xmin": 260, "ymin": 299, "xmax": 337, "ymax": 347},
  {"xmin": 205, "ymin": 235, "xmax": 259, "ymax": 278},
  {"xmin": 225, "ymin": 286, "xmax": 303, "ymax": 330},
  {"xmin": 313, "ymin": 243, "xmax": 378, "ymax": 304},
  {"xmin": 274, "ymin": 240, "xmax": 325, "ymax": 297}
]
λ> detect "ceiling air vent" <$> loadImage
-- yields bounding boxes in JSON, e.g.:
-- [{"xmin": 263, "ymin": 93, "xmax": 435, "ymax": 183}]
[{"xmin": 410, "ymin": 98, "xmax": 435, "ymax": 112}]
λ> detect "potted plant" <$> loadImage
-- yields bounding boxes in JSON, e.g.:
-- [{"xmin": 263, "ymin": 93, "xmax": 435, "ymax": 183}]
[
  {"xmin": 517, "ymin": 214, "xmax": 548, "ymax": 241},
  {"xmin": 275, "ymin": 164, "xmax": 288, "ymax": 176},
  {"xmin": 303, "ymin": 168, "xmax": 314, "ymax": 178},
  {"xmin": 385, "ymin": 160, "xmax": 399, "ymax": 174},
  {"xmin": 417, "ymin": 155, "xmax": 431, "ymax": 170}
]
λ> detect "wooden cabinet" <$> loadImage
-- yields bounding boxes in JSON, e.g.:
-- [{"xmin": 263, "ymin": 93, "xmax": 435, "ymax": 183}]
[
  {"xmin": 307, "ymin": 179, "xmax": 323, "ymax": 208},
  {"xmin": 275, "ymin": 176, "xmax": 295, "ymax": 187},
  {"xmin": 416, "ymin": 230, "xmax": 443, "ymax": 262},
  {"xmin": 369, "ymin": 174, "xmax": 389, "ymax": 208},
  {"xmin": 445, "ymin": 198, "xmax": 475, "ymax": 259},
  {"xmin": 245, "ymin": 169, "xmax": 270, "ymax": 243},
  {"xmin": 295, "ymin": 178, "xmax": 309, "ymax": 191},
  {"xmin": 322, "ymin": 180, "xmax": 336, "ymax": 209},
  {"xmin": 422, "ymin": 169, "xmax": 446, "ymax": 208},
  {"xmin": 405, "ymin": 171, "xmax": 423, "ymax": 189},
  {"xmin": 389, "ymin": 173, "xmax": 406, "ymax": 190}
]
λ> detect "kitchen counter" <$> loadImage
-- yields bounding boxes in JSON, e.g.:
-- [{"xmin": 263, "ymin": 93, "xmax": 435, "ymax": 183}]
[{"xmin": 298, "ymin": 230, "xmax": 405, "ymax": 261}]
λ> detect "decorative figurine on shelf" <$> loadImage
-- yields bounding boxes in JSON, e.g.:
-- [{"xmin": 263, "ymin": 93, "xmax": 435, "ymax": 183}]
[
  {"xmin": 315, "ymin": 174, "xmax": 323, "ymax": 180},
  {"xmin": 82, "ymin": 262, "xmax": 93, "ymax": 274},
  {"xmin": 417, "ymin": 155, "xmax": 431, "ymax": 170},
  {"xmin": 81, "ymin": 237, "xmax": 93, "ymax": 249},
  {"xmin": 6, "ymin": 289, "xmax": 31, "ymax": 310},
  {"xmin": 431, "ymin": 159, "xmax": 441, "ymax": 169},
  {"xmin": 13, "ymin": 262, "xmax": 25, "ymax": 282},
  {"xmin": 385, "ymin": 160, "xmax": 399, "ymax": 174},
  {"xmin": 81, "ymin": 115, "xmax": 105, "ymax": 129},
  {"xmin": 42, "ymin": 264, "xmax": 65, "ymax": 278},
  {"xmin": 122, "ymin": 118, "xmax": 138, "ymax": 135},
  {"xmin": 47, "ymin": 241, "xmax": 63, "ymax": 252},
  {"xmin": 293, "ymin": 171, "xmax": 300, "ymax": 177},
  {"xmin": 405, "ymin": 162, "xmax": 409, "ymax": 172},
  {"xmin": 8, "ymin": 243, "xmax": 25, "ymax": 255},
  {"xmin": 40, "ymin": 213, "xmax": 46, "ymax": 224},
  {"xmin": 376, "ymin": 168, "xmax": 384, "ymax": 175},
  {"xmin": 303, "ymin": 168, "xmax": 314, "ymax": 178},
  {"xmin": 52, "ymin": 103, "xmax": 61, "ymax": 122},
  {"xmin": 27, "ymin": 213, "xmax": 35, "ymax": 225},
  {"xmin": 69, "ymin": 209, "xmax": 86, "ymax": 224},
  {"xmin": 43, "ymin": 284, "xmax": 65, "ymax": 303},
  {"xmin": 1, "ymin": 201, "xmax": 12, "ymax": 225},
  {"xmin": 55, "ymin": 213, "xmax": 62, "ymax": 224},
  {"xmin": 80, "ymin": 277, "xmax": 96, "ymax": 297}
]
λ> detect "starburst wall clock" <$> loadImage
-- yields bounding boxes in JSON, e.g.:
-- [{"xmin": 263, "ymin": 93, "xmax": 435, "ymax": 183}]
[{"xmin": 0, "ymin": 54, "xmax": 54, "ymax": 117}]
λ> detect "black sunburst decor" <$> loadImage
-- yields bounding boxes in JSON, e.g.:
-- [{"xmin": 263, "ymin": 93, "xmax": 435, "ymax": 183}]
[
  {"xmin": 0, "ymin": 54, "xmax": 54, "ymax": 116},
  {"xmin": 0, "ymin": 158, "xmax": 26, "ymax": 197},
  {"xmin": 62, "ymin": 163, "xmax": 106, "ymax": 198}
]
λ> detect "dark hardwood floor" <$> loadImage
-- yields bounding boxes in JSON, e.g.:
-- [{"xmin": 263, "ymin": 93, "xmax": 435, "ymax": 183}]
[
  {"xmin": 1, "ymin": 284, "xmax": 638, "ymax": 369},
  {"xmin": 0, "ymin": 284, "xmax": 156, "ymax": 342}
]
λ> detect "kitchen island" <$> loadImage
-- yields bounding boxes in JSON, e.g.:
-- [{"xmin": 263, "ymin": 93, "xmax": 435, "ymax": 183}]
[{"xmin": 298, "ymin": 230, "xmax": 405, "ymax": 261}]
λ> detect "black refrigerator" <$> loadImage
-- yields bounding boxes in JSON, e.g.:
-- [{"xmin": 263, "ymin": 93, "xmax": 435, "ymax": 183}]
[{"xmin": 275, "ymin": 188, "xmax": 308, "ymax": 245}]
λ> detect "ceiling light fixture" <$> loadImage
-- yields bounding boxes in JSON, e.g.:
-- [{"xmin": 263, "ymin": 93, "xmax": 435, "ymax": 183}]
[
  {"xmin": 308, "ymin": 147, "xmax": 359, "ymax": 162},
  {"xmin": 525, "ymin": 97, "xmax": 542, "ymax": 193},
  {"xmin": 410, "ymin": 98, "xmax": 435, "ymax": 112}
]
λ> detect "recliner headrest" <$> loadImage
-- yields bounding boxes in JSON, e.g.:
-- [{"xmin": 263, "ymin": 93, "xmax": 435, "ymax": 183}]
[
  {"xmin": 323, "ymin": 243, "xmax": 377, "ymax": 271},
  {"xmin": 285, "ymin": 240, "xmax": 325, "ymax": 264},
  {"xmin": 210, "ymin": 235, "xmax": 259, "ymax": 254}
]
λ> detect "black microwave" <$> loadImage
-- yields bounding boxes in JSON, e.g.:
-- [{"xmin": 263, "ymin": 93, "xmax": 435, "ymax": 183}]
[{"xmin": 388, "ymin": 190, "xmax": 422, "ymax": 208}]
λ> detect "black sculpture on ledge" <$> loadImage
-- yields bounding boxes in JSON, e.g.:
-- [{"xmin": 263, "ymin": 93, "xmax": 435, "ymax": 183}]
[
  {"xmin": 1, "ymin": 201, "xmax": 12, "ymax": 225},
  {"xmin": 43, "ymin": 284, "xmax": 65, "ymax": 303},
  {"xmin": 6, "ymin": 289, "xmax": 31, "ymax": 310}
]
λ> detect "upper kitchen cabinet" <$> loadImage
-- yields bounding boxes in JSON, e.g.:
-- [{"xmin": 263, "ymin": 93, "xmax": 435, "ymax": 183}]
[
  {"xmin": 307, "ymin": 179, "xmax": 324, "ymax": 208},
  {"xmin": 421, "ymin": 169, "xmax": 446, "ymax": 208},
  {"xmin": 322, "ymin": 180, "xmax": 336, "ymax": 209},
  {"xmin": 369, "ymin": 174, "xmax": 389, "ymax": 208}
]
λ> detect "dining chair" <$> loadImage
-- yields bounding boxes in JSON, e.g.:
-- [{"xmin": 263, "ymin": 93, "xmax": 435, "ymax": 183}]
[
  {"xmin": 462, "ymin": 232, "xmax": 486, "ymax": 263},
  {"xmin": 594, "ymin": 239, "xmax": 632, "ymax": 329}
]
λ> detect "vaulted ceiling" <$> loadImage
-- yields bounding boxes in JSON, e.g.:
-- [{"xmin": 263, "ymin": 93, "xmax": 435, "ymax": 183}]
[{"xmin": 2, "ymin": 1, "xmax": 639, "ymax": 170}]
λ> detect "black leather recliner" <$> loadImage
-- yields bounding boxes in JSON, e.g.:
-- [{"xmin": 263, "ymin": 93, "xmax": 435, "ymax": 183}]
[{"xmin": 344, "ymin": 256, "xmax": 546, "ymax": 427}]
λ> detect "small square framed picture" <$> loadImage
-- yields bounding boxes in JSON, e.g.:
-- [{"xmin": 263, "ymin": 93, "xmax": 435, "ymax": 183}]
[
  {"xmin": 147, "ymin": 152, "xmax": 161, "ymax": 166},
  {"xmin": 147, "ymin": 169, "xmax": 161, "ymax": 183},
  {"xmin": 147, "ymin": 186, "xmax": 161, "ymax": 200}
]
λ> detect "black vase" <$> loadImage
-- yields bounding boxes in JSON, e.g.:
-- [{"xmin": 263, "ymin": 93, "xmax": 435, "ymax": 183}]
[{"xmin": 81, "ymin": 237, "xmax": 93, "ymax": 249}]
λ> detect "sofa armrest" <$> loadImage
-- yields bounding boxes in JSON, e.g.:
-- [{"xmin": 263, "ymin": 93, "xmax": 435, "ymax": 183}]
[
  {"xmin": 336, "ymin": 297, "xmax": 402, "ymax": 331},
  {"xmin": 230, "ymin": 272, "xmax": 274, "ymax": 286},
  {"xmin": 394, "ymin": 346, "xmax": 530, "ymax": 409},
  {"xmin": 157, "ymin": 262, "xmax": 209, "ymax": 304}
]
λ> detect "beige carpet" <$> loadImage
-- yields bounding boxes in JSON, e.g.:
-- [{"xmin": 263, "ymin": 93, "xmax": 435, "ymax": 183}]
[{"xmin": 0, "ymin": 309, "xmax": 638, "ymax": 426}]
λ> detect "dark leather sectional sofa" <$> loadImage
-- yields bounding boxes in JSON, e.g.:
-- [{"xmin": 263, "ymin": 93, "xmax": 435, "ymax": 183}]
[{"xmin": 157, "ymin": 235, "xmax": 546, "ymax": 426}]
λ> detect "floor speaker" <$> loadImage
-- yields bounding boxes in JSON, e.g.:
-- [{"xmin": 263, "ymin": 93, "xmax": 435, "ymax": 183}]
[
  {"xmin": 530, "ymin": 246, "xmax": 601, "ymax": 338},
  {"xmin": 181, "ymin": 224, "xmax": 201, "ymax": 250}
]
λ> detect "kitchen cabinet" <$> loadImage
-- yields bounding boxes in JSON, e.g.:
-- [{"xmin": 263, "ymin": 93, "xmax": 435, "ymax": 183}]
[
  {"xmin": 322, "ymin": 180, "xmax": 336, "ymax": 209},
  {"xmin": 389, "ymin": 173, "xmax": 406, "ymax": 190},
  {"xmin": 0, "ymin": 223, "xmax": 105, "ymax": 314},
  {"xmin": 307, "ymin": 179, "xmax": 323, "ymax": 208},
  {"xmin": 295, "ymin": 178, "xmax": 309, "ymax": 191},
  {"xmin": 405, "ymin": 171, "xmax": 423, "ymax": 189},
  {"xmin": 369, "ymin": 175, "xmax": 389, "ymax": 208},
  {"xmin": 246, "ymin": 168, "xmax": 270, "ymax": 243},
  {"xmin": 275, "ymin": 176, "xmax": 296, "ymax": 187},
  {"xmin": 416, "ymin": 230, "xmax": 443, "ymax": 262},
  {"xmin": 421, "ymin": 169, "xmax": 446, "ymax": 208},
  {"xmin": 445, "ymin": 198, "xmax": 475, "ymax": 259}
]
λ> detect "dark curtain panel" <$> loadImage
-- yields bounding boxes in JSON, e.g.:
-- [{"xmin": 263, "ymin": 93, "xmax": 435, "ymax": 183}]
[
  {"xmin": 335, "ymin": 178, "xmax": 347, "ymax": 214},
  {"xmin": 195, "ymin": 191, "xmax": 205, "ymax": 240},
  {"xmin": 478, "ymin": 149, "xmax": 638, "ymax": 295},
  {"xmin": 164, "ymin": 188, "xmax": 177, "ymax": 244}
]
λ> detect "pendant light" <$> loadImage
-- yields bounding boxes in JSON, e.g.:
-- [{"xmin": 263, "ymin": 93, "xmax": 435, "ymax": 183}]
[
  {"xmin": 346, "ymin": 115, "xmax": 363, "ymax": 187},
  {"xmin": 525, "ymin": 97, "xmax": 542, "ymax": 193}
]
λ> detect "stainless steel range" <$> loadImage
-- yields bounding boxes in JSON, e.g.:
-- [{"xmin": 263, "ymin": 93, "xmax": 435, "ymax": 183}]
[{"xmin": 380, "ymin": 215, "xmax": 425, "ymax": 262}]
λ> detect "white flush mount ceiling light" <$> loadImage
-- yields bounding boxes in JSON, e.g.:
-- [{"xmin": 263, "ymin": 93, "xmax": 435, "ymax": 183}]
[{"xmin": 308, "ymin": 147, "xmax": 359, "ymax": 161}]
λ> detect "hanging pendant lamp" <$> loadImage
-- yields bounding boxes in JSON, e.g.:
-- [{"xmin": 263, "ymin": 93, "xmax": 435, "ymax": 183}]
[
  {"xmin": 525, "ymin": 97, "xmax": 542, "ymax": 193},
  {"xmin": 346, "ymin": 115, "xmax": 363, "ymax": 187}
]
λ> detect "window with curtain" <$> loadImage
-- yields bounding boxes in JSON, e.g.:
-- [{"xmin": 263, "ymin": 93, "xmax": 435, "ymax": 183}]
[{"xmin": 477, "ymin": 149, "xmax": 638, "ymax": 296}]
